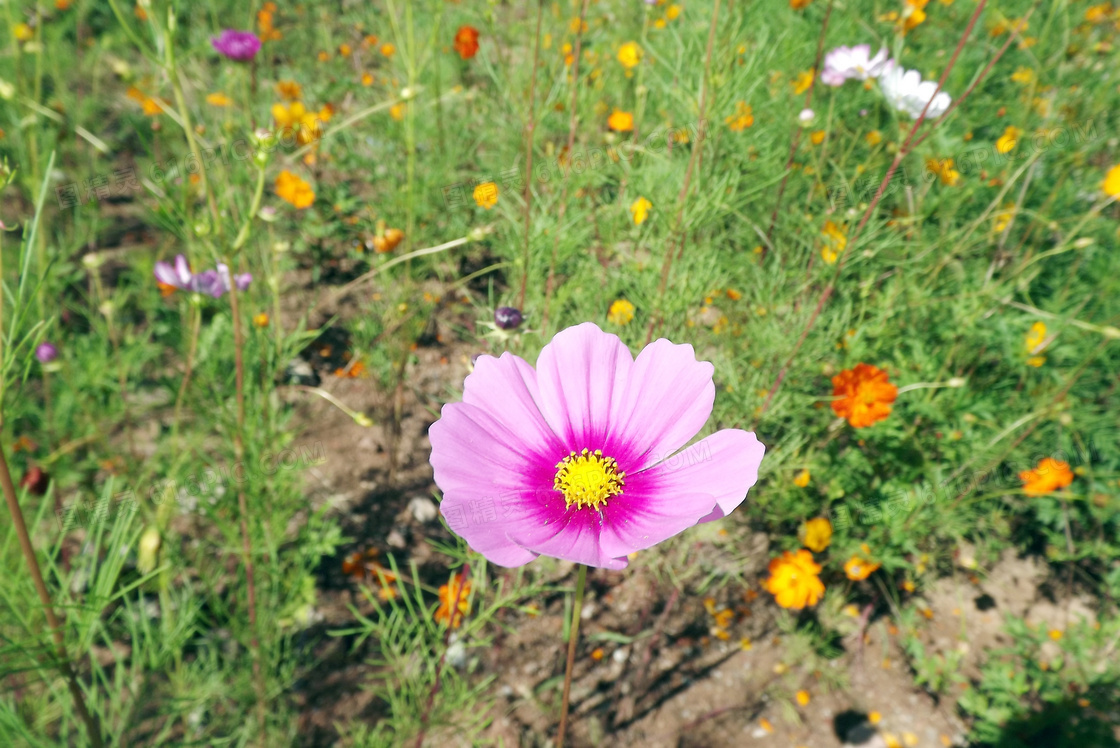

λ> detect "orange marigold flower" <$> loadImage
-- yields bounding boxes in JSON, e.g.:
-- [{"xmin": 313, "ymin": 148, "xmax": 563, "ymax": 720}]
[
  {"xmin": 454, "ymin": 25, "xmax": 480, "ymax": 59},
  {"xmin": 608, "ymin": 109, "xmax": 634, "ymax": 132},
  {"xmin": 275, "ymin": 170, "xmax": 315, "ymax": 209},
  {"xmin": 473, "ymin": 182, "xmax": 499, "ymax": 209},
  {"xmin": 1019, "ymin": 457, "xmax": 1074, "ymax": 496},
  {"xmin": 764, "ymin": 549, "xmax": 825, "ymax": 609},
  {"xmin": 435, "ymin": 572, "xmax": 472, "ymax": 628},
  {"xmin": 725, "ymin": 101, "xmax": 754, "ymax": 132},
  {"xmin": 276, "ymin": 80, "xmax": 302, "ymax": 100},
  {"xmin": 830, "ymin": 363, "xmax": 898, "ymax": 428},
  {"xmin": 844, "ymin": 555, "xmax": 881, "ymax": 581},
  {"xmin": 372, "ymin": 228, "xmax": 405, "ymax": 253}
]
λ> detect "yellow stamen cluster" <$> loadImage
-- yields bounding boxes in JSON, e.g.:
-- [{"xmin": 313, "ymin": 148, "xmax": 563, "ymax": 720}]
[{"xmin": 554, "ymin": 449, "xmax": 625, "ymax": 510}]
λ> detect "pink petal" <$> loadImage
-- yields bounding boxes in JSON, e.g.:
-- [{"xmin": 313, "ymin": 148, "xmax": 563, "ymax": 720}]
[
  {"xmin": 462, "ymin": 353, "xmax": 561, "ymax": 456},
  {"xmin": 534, "ymin": 323, "xmax": 634, "ymax": 452},
  {"xmin": 615, "ymin": 338, "xmax": 715, "ymax": 472},
  {"xmin": 617, "ymin": 430, "xmax": 765, "ymax": 544},
  {"xmin": 430, "ymin": 401, "xmax": 561, "ymax": 567},
  {"xmin": 508, "ymin": 507, "xmax": 629, "ymax": 570}
]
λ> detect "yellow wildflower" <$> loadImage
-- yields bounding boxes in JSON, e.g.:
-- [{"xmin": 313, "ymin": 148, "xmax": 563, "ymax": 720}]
[
  {"xmin": 630, "ymin": 197, "xmax": 652, "ymax": 225},
  {"xmin": 1102, "ymin": 164, "xmax": 1120, "ymax": 198},
  {"xmin": 792, "ymin": 69, "xmax": 815, "ymax": 95},
  {"xmin": 617, "ymin": 41, "xmax": 642, "ymax": 69},
  {"xmin": 801, "ymin": 517, "xmax": 832, "ymax": 552},
  {"xmin": 608, "ymin": 299, "xmax": 635, "ymax": 325},
  {"xmin": 473, "ymin": 182, "xmax": 499, "ymax": 210},
  {"xmin": 996, "ymin": 126, "xmax": 1022, "ymax": 154}
]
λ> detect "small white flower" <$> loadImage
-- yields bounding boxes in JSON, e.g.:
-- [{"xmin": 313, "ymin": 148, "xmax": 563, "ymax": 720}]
[
  {"xmin": 798, "ymin": 108, "xmax": 815, "ymax": 124},
  {"xmin": 878, "ymin": 61, "xmax": 952, "ymax": 119},
  {"xmin": 821, "ymin": 45, "xmax": 889, "ymax": 86}
]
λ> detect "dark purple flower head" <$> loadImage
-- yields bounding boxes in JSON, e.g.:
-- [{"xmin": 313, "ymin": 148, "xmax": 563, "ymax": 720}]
[
  {"xmin": 212, "ymin": 30, "xmax": 261, "ymax": 62},
  {"xmin": 35, "ymin": 342, "xmax": 58, "ymax": 363},
  {"xmin": 494, "ymin": 307, "xmax": 523, "ymax": 330}
]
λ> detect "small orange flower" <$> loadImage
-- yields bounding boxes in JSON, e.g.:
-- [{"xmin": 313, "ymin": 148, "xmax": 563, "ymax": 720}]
[
  {"xmin": 276, "ymin": 80, "xmax": 302, "ymax": 100},
  {"xmin": 844, "ymin": 555, "xmax": 881, "ymax": 581},
  {"xmin": 1019, "ymin": 458, "xmax": 1073, "ymax": 496},
  {"xmin": 725, "ymin": 101, "xmax": 754, "ymax": 132},
  {"xmin": 372, "ymin": 228, "xmax": 405, "ymax": 253},
  {"xmin": 253, "ymin": 313, "xmax": 269, "ymax": 327},
  {"xmin": 275, "ymin": 170, "xmax": 315, "ymax": 209},
  {"xmin": 434, "ymin": 572, "xmax": 472, "ymax": 628},
  {"xmin": 830, "ymin": 363, "xmax": 898, "ymax": 428},
  {"xmin": 764, "ymin": 549, "xmax": 825, "ymax": 609},
  {"xmin": 608, "ymin": 109, "xmax": 634, "ymax": 132},
  {"xmin": 473, "ymin": 182, "xmax": 499, "ymax": 209},
  {"xmin": 454, "ymin": 25, "xmax": 480, "ymax": 59}
]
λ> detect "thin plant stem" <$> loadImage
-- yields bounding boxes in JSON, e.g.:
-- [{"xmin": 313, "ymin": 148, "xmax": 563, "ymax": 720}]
[
  {"xmin": 542, "ymin": 0, "xmax": 590, "ymax": 335},
  {"xmin": 756, "ymin": 0, "xmax": 988, "ymax": 420},
  {"xmin": 414, "ymin": 563, "xmax": 471, "ymax": 748},
  {"xmin": 170, "ymin": 301, "xmax": 202, "ymax": 446},
  {"xmin": 645, "ymin": 0, "xmax": 721, "ymax": 345},
  {"xmin": 516, "ymin": 0, "xmax": 544, "ymax": 310},
  {"xmin": 556, "ymin": 564, "xmax": 588, "ymax": 748},
  {"xmin": 0, "ymin": 451, "xmax": 103, "ymax": 747},
  {"xmin": 225, "ymin": 271, "xmax": 267, "ymax": 745},
  {"xmin": 762, "ymin": 0, "xmax": 835, "ymax": 258}
]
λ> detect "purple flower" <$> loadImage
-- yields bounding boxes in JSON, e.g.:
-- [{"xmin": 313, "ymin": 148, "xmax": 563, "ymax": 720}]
[
  {"xmin": 494, "ymin": 306, "xmax": 523, "ymax": 330},
  {"xmin": 429, "ymin": 323, "xmax": 766, "ymax": 569},
  {"xmin": 154, "ymin": 254, "xmax": 252, "ymax": 298},
  {"xmin": 211, "ymin": 30, "xmax": 261, "ymax": 62},
  {"xmin": 35, "ymin": 342, "xmax": 58, "ymax": 363}
]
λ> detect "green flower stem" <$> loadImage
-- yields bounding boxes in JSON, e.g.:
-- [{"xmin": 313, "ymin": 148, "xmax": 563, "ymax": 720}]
[{"xmin": 556, "ymin": 564, "xmax": 588, "ymax": 748}]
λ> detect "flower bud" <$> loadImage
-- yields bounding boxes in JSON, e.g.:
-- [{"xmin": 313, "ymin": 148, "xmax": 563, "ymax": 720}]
[{"xmin": 494, "ymin": 307, "xmax": 523, "ymax": 330}]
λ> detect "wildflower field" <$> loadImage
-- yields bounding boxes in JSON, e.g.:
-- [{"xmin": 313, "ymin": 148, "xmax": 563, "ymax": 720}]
[{"xmin": 2, "ymin": 0, "xmax": 1120, "ymax": 745}]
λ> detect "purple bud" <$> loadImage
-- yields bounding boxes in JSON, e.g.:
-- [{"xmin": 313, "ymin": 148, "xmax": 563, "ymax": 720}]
[
  {"xmin": 494, "ymin": 306, "xmax": 523, "ymax": 330},
  {"xmin": 35, "ymin": 342, "xmax": 58, "ymax": 363},
  {"xmin": 859, "ymin": 109, "xmax": 869, "ymax": 117}
]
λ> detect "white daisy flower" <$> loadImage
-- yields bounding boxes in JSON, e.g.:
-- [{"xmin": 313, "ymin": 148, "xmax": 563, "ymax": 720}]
[
  {"xmin": 820, "ymin": 45, "xmax": 890, "ymax": 86},
  {"xmin": 878, "ymin": 61, "xmax": 952, "ymax": 119}
]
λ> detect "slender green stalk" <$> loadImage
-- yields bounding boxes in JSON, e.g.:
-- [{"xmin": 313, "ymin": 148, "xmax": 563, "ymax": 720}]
[
  {"xmin": 0, "ymin": 232, "xmax": 103, "ymax": 748},
  {"xmin": 225, "ymin": 267, "xmax": 268, "ymax": 746},
  {"xmin": 542, "ymin": 0, "xmax": 591, "ymax": 335},
  {"xmin": 556, "ymin": 564, "xmax": 588, "ymax": 748},
  {"xmin": 516, "ymin": 1, "xmax": 544, "ymax": 310},
  {"xmin": 646, "ymin": 0, "xmax": 722, "ymax": 345}
]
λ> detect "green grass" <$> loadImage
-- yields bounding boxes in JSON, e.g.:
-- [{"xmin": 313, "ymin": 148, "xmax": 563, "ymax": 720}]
[{"xmin": 1, "ymin": 0, "xmax": 1119, "ymax": 745}]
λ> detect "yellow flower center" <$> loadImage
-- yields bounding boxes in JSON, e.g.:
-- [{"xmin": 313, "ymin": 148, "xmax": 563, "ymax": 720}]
[{"xmin": 554, "ymin": 449, "xmax": 625, "ymax": 510}]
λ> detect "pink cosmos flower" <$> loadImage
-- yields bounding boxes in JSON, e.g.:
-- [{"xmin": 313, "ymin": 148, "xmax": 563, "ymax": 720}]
[
  {"xmin": 154, "ymin": 254, "xmax": 252, "ymax": 298},
  {"xmin": 429, "ymin": 323, "xmax": 766, "ymax": 569},
  {"xmin": 211, "ymin": 30, "xmax": 261, "ymax": 62},
  {"xmin": 821, "ymin": 44, "xmax": 889, "ymax": 86}
]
